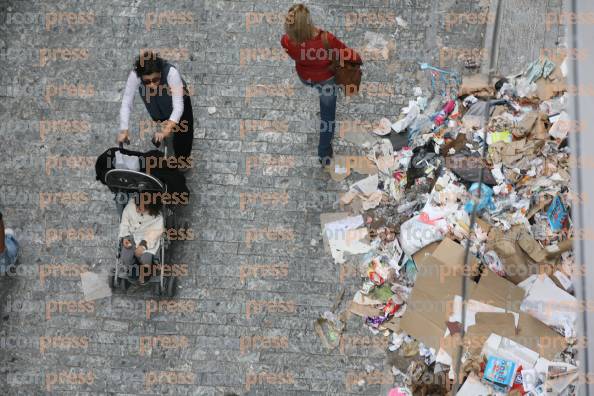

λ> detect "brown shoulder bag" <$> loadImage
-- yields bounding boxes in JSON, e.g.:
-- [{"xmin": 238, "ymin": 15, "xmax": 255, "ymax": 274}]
[{"xmin": 321, "ymin": 31, "xmax": 363, "ymax": 96}]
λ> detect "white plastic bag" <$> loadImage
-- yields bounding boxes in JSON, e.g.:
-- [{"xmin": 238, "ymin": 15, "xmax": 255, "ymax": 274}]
[
  {"xmin": 398, "ymin": 214, "xmax": 444, "ymax": 256},
  {"xmin": 115, "ymin": 151, "xmax": 140, "ymax": 171}
]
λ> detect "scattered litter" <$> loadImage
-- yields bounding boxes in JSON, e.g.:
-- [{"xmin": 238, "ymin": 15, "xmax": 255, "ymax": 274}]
[{"xmin": 318, "ymin": 56, "xmax": 576, "ymax": 395}]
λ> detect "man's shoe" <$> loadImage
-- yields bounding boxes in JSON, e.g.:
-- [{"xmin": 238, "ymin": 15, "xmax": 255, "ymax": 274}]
[
  {"xmin": 318, "ymin": 156, "xmax": 332, "ymax": 166},
  {"xmin": 318, "ymin": 146, "xmax": 333, "ymax": 167}
]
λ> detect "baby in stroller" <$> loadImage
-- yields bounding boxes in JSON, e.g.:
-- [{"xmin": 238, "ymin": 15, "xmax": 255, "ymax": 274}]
[
  {"xmin": 118, "ymin": 195, "xmax": 164, "ymax": 284},
  {"xmin": 96, "ymin": 146, "xmax": 189, "ymax": 296}
]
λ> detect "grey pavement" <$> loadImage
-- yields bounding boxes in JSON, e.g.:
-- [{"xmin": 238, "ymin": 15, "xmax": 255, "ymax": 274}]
[{"xmin": 0, "ymin": 0, "xmax": 564, "ymax": 395}]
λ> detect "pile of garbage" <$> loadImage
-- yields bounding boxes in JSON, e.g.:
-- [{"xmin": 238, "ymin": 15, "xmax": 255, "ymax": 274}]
[{"xmin": 318, "ymin": 57, "xmax": 577, "ymax": 395}]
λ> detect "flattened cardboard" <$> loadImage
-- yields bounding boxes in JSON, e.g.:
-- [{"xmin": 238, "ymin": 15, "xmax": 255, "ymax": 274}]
[
  {"xmin": 432, "ymin": 237, "xmax": 479, "ymax": 275},
  {"xmin": 400, "ymin": 297, "xmax": 450, "ymax": 350},
  {"xmin": 411, "ymin": 241, "xmax": 440, "ymax": 266},
  {"xmin": 327, "ymin": 155, "xmax": 379, "ymax": 181},
  {"xmin": 532, "ymin": 112, "xmax": 550, "ymax": 140},
  {"xmin": 472, "ymin": 269, "xmax": 525, "ymax": 312},
  {"xmin": 381, "ymin": 317, "xmax": 400, "ymax": 332},
  {"xmin": 401, "ymin": 239, "xmax": 467, "ymax": 350},
  {"xmin": 535, "ymin": 78, "xmax": 565, "ymax": 101},
  {"xmin": 466, "ymin": 312, "xmax": 517, "ymax": 355},
  {"xmin": 514, "ymin": 313, "xmax": 565, "ymax": 361}
]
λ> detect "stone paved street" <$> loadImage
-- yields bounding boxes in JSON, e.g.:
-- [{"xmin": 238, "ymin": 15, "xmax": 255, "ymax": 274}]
[{"xmin": 0, "ymin": 0, "xmax": 563, "ymax": 395}]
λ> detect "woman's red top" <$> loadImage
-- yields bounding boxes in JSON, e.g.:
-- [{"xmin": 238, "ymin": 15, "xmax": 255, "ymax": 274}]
[{"xmin": 281, "ymin": 30, "xmax": 362, "ymax": 82}]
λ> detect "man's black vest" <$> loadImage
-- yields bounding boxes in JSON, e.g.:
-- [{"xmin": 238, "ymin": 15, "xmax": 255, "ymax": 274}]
[{"xmin": 138, "ymin": 62, "xmax": 188, "ymax": 122}]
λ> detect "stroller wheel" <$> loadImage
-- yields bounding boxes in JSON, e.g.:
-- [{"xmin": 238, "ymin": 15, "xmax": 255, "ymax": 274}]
[
  {"xmin": 166, "ymin": 276, "xmax": 178, "ymax": 298},
  {"xmin": 154, "ymin": 280, "xmax": 162, "ymax": 296},
  {"xmin": 118, "ymin": 277, "xmax": 129, "ymax": 292},
  {"xmin": 109, "ymin": 274, "xmax": 117, "ymax": 290}
]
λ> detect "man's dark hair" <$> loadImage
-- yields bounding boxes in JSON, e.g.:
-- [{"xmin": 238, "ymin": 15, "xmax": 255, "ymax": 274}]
[{"xmin": 135, "ymin": 51, "xmax": 163, "ymax": 77}]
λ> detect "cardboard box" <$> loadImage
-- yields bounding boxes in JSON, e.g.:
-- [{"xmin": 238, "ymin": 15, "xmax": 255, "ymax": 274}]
[
  {"xmin": 466, "ymin": 312, "xmax": 517, "ymax": 355},
  {"xmin": 401, "ymin": 238, "xmax": 470, "ymax": 350},
  {"xmin": 402, "ymin": 239, "xmax": 567, "ymax": 362},
  {"xmin": 486, "ymin": 225, "xmax": 541, "ymax": 285},
  {"xmin": 515, "ymin": 313, "xmax": 565, "ymax": 361},
  {"xmin": 411, "ymin": 241, "xmax": 439, "ymax": 266},
  {"xmin": 471, "ymin": 269, "xmax": 525, "ymax": 312}
]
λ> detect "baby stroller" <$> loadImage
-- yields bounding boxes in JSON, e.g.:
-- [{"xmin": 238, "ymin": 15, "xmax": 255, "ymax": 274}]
[{"xmin": 95, "ymin": 144, "xmax": 189, "ymax": 297}]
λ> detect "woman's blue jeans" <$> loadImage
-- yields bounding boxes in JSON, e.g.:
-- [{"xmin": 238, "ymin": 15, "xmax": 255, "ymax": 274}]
[
  {"xmin": 299, "ymin": 76, "xmax": 338, "ymax": 159},
  {"xmin": 1, "ymin": 234, "xmax": 19, "ymax": 268}
]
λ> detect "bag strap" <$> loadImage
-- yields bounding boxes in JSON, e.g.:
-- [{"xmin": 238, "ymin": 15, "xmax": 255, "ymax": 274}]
[
  {"xmin": 321, "ymin": 31, "xmax": 338, "ymax": 70},
  {"xmin": 321, "ymin": 31, "xmax": 330, "ymax": 52},
  {"xmin": 321, "ymin": 31, "xmax": 362, "ymax": 66}
]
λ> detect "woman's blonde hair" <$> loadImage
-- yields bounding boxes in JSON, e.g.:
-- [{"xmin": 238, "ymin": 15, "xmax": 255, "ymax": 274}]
[{"xmin": 285, "ymin": 4, "xmax": 316, "ymax": 44}]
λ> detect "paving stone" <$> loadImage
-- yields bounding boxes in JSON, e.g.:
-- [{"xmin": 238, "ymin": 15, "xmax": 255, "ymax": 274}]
[{"xmin": 0, "ymin": 0, "xmax": 564, "ymax": 394}]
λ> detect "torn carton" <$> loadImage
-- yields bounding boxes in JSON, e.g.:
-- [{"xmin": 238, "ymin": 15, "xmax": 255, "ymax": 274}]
[
  {"xmin": 518, "ymin": 274, "xmax": 577, "ymax": 337},
  {"xmin": 327, "ymin": 155, "xmax": 379, "ymax": 182},
  {"xmin": 400, "ymin": 238, "xmax": 471, "ymax": 350},
  {"xmin": 486, "ymin": 225, "xmax": 541, "ymax": 285},
  {"xmin": 323, "ymin": 214, "xmax": 373, "ymax": 263},
  {"xmin": 460, "ymin": 74, "xmax": 495, "ymax": 97}
]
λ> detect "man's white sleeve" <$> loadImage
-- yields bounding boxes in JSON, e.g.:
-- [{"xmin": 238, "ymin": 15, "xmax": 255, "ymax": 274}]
[
  {"xmin": 119, "ymin": 71, "xmax": 140, "ymax": 130},
  {"xmin": 167, "ymin": 67, "xmax": 185, "ymax": 124}
]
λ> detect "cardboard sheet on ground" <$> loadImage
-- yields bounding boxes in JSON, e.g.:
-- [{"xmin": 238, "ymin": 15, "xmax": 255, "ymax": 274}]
[
  {"xmin": 449, "ymin": 297, "xmax": 520, "ymax": 332},
  {"xmin": 327, "ymin": 155, "xmax": 378, "ymax": 181},
  {"xmin": 322, "ymin": 214, "xmax": 372, "ymax": 263},
  {"xmin": 321, "ymin": 212, "xmax": 351, "ymax": 254},
  {"xmin": 403, "ymin": 243, "xmax": 566, "ymax": 361},
  {"xmin": 471, "ymin": 270, "xmax": 565, "ymax": 360},
  {"xmin": 515, "ymin": 313, "xmax": 565, "ymax": 360},
  {"xmin": 471, "ymin": 268, "xmax": 525, "ymax": 312},
  {"xmin": 466, "ymin": 313, "xmax": 517, "ymax": 355},
  {"xmin": 400, "ymin": 238, "xmax": 468, "ymax": 350},
  {"xmin": 439, "ymin": 292, "xmax": 520, "ymax": 368},
  {"xmin": 411, "ymin": 241, "xmax": 439, "ymax": 266},
  {"xmin": 80, "ymin": 271, "xmax": 112, "ymax": 301}
]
